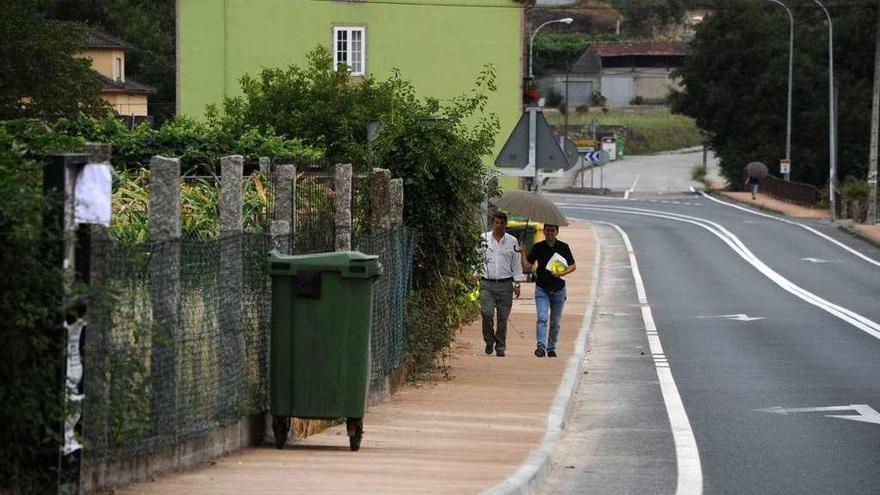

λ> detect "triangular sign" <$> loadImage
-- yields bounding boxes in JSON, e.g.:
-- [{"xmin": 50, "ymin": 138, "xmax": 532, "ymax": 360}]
[{"xmin": 494, "ymin": 107, "xmax": 569, "ymax": 176}]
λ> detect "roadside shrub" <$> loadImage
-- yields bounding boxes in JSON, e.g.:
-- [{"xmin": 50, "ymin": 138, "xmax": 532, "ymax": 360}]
[
  {"xmin": 690, "ymin": 163, "xmax": 708, "ymax": 186},
  {"xmin": 591, "ymin": 91, "xmax": 607, "ymax": 107},
  {"xmin": 839, "ymin": 177, "xmax": 869, "ymax": 200},
  {"xmin": 0, "ymin": 128, "xmax": 66, "ymax": 492}
]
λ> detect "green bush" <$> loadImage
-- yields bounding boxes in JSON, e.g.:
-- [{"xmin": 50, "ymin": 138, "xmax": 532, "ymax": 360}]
[
  {"xmin": 690, "ymin": 163, "xmax": 708, "ymax": 185},
  {"xmin": 223, "ymin": 49, "xmax": 499, "ymax": 372},
  {"xmin": 839, "ymin": 177, "xmax": 869, "ymax": 201},
  {"xmin": 0, "ymin": 127, "xmax": 67, "ymax": 492}
]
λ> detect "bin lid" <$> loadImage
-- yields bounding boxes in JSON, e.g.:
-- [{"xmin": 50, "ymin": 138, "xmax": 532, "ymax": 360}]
[{"xmin": 268, "ymin": 250, "xmax": 382, "ymax": 278}]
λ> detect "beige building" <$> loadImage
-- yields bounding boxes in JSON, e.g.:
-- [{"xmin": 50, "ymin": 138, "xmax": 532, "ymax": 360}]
[{"xmin": 79, "ymin": 31, "xmax": 155, "ymax": 119}]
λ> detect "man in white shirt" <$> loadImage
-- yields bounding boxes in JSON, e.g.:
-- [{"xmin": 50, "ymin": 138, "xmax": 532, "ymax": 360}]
[{"xmin": 479, "ymin": 211, "xmax": 523, "ymax": 357}]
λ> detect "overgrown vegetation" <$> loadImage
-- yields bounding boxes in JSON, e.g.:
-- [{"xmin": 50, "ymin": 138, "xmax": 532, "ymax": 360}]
[
  {"xmin": 545, "ymin": 108, "xmax": 702, "ymax": 154},
  {"xmin": 531, "ymin": 32, "xmax": 620, "ymax": 76},
  {"xmin": 0, "ymin": 127, "xmax": 67, "ymax": 492},
  {"xmin": 690, "ymin": 163, "xmax": 709, "ymax": 188},
  {"xmin": 219, "ymin": 47, "xmax": 499, "ymax": 373}
]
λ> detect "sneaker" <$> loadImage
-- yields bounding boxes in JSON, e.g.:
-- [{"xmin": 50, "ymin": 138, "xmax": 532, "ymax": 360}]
[
  {"xmin": 496, "ymin": 350, "xmax": 505, "ymax": 357},
  {"xmin": 534, "ymin": 348, "xmax": 546, "ymax": 358},
  {"xmin": 547, "ymin": 350, "xmax": 557, "ymax": 358},
  {"xmin": 484, "ymin": 342, "xmax": 494, "ymax": 355}
]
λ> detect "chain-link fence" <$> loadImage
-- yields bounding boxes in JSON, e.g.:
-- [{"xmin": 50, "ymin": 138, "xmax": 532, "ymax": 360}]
[
  {"xmin": 82, "ymin": 223, "xmax": 413, "ymax": 461},
  {"xmin": 356, "ymin": 226, "xmax": 416, "ymax": 386}
]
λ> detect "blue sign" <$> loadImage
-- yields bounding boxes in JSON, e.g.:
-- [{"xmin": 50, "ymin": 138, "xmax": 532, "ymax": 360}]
[{"xmin": 581, "ymin": 150, "xmax": 608, "ymax": 165}]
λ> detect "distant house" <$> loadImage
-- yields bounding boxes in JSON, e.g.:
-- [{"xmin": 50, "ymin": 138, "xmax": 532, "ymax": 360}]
[
  {"xmin": 537, "ymin": 41, "xmax": 686, "ymax": 108},
  {"xmin": 79, "ymin": 30, "xmax": 156, "ymax": 122},
  {"xmin": 176, "ymin": 0, "xmax": 530, "ymax": 159}
]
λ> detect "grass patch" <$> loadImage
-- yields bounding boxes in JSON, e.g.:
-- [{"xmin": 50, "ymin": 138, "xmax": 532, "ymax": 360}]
[{"xmin": 545, "ymin": 107, "xmax": 703, "ymax": 154}]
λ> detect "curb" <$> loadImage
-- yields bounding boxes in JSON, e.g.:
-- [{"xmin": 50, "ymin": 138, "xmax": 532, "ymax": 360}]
[
  {"xmin": 837, "ymin": 223, "xmax": 880, "ymax": 250},
  {"xmin": 482, "ymin": 227, "xmax": 603, "ymax": 495},
  {"xmin": 708, "ymin": 190, "xmax": 807, "ymax": 217}
]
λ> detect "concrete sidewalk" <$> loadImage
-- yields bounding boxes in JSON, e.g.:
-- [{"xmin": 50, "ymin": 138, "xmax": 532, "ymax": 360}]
[
  {"xmin": 715, "ymin": 191, "xmax": 880, "ymax": 246},
  {"xmin": 117, "ymin": 222, "xmax": 598, "ymax": 495}
]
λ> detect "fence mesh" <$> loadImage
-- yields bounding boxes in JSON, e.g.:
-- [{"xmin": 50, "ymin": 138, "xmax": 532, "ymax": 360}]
[{"xmin": 82, "ymin": 224, "xmax": 413, "ymax": 461}]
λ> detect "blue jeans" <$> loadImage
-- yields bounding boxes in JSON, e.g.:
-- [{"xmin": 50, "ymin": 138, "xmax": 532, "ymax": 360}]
[{"xmin": 535, "ymin": 285, "xmax": 567, "ymax": 352}]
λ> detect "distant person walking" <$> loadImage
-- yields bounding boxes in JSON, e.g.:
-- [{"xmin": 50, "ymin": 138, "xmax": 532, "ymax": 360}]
[
  {"xmin": 743, "ymin": 162, "xmax": 767, "ymax": 200},
  {"xmin": 478, "ymin": 211, "xmax": 523, "ymax": 357},
  {"xmin": 521, "ymin": 224, "xmax": 576, "ymax": 358}
]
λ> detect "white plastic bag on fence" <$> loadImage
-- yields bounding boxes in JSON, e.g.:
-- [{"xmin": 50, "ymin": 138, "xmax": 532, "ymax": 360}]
[{"xmin": 75, "ymin": 162, "xmax": 112, "ymax": 226}]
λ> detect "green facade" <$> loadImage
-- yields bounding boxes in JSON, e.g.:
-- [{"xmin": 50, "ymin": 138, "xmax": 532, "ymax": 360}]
[{"xmin": 177, "ymin": 0, "xmax": 525, "ymax": 160}]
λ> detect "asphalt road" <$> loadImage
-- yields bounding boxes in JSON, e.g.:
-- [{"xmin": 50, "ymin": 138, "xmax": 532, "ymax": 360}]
[
  {"xmin": 560, "ymin": 149, "xmax": 724, "ymax": 196},
  {"xmin": 540, "ymin": 173, "xmax": 880, "ymax": 494}
]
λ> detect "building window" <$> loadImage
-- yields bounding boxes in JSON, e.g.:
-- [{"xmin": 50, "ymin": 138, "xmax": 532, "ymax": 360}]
[
  {"xmin": 333, "ymin": 27, "xmax": 366, "ymax": 76},
  {"xmin": 114, "ymin": 57, "xmax": 124, "ymax": 81}
]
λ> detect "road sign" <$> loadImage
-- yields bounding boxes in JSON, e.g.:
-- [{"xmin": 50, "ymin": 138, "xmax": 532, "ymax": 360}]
[
  {"xmin": 780, "ymin": 158, "xmax": 791, "ymax": 175},
  {"xmin": 494, "ymin": 106, "xmax": 568, "ymax": 176},
  {"xmin": 581, "ymin": 150, "xmax": 608, "ymax": 166}
]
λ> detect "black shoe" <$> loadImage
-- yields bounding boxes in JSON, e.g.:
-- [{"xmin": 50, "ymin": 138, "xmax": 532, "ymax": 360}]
[
  {"xmin": 484, "ymin": 342, "xmax": 494, "ymax": 355},
  {"xmin": 547, "ymin": 350, "xmax": 557, "ymax": 358},
  {"xmin": 496, "ymin": 350, "xmax": 505, "ymax": 357},
  {"xmin": 535, "ymin": 348, "xmax": 545, "ymax": 358}
]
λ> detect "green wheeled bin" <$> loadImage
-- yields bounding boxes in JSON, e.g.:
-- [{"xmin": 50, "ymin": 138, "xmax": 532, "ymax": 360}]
[{"xmin": 268, "ymin": 250, "xmax": 382, "ymax": 451}]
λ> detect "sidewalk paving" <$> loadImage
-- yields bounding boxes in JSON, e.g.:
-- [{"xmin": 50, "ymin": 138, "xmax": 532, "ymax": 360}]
[
  {"xmin": 117, "ymin": 222, "xmax": 597, "ymax": 495},
  {"xmin": 715, "ymin": 190, "xmax": 880, "ymax": 245}
]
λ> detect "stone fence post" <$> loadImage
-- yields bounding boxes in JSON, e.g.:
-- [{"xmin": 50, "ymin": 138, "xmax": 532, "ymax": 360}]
[
  {"xmin": 390, "ymin": 178, "xmax": 403, "ymax": 227},
  {"xmin": 371, "ymin": 168, "xmax": 392, "ymax": 232},
  {"xmin": 272, "ymin": 165, "xmax": 295, "ymax": 254},
  {"xmin": 335, "ymin": 163, "xmax": 353, "ymax": 251},
  {"xmin": 148, "ymin": 156, "xmax": 181, "ymax": 438},
  {"xmin": 219, "ymin": 155, "xmax": 244, "ymax": 418}
]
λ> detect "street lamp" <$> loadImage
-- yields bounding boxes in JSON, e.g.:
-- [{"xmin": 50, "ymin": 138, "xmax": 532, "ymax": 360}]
[
  {"xmin": 811, "ymin": 0, "xmax": 837, "ymax": 220},
  {"xmin": 765, "ymin": 0, "xmax": 794, "ymax": 182},
  {"xmin": 528, "ymin": 17, "xmax": 574, "ymax": 84}
]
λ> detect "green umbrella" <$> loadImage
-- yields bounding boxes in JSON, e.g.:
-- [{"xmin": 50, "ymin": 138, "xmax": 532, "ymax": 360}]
[{"xmin": 491, "ymin": 190, "xmax": 569, "ymax": 226}]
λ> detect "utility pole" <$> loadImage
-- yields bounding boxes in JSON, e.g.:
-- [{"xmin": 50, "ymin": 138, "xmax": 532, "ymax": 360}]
[
  {"xmin": 868, "ymin": 4, "xmax": 880, "ymax": 224},
  {"xmin": 811, "ymin": 0, "xmax": 837, "ymax": 221}
]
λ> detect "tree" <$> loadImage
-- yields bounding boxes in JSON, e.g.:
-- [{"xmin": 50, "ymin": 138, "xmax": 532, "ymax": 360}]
[
  {"xmin": 0, "ymin": 0, "xmax": 107, "ymax": 119},
  {"xmin": 670, "ymin": 0, "xmax": 878, "ymax": 187},
  {"xmin": 50, "ymin": 0, "xmax": 177, "ymax": 123}
]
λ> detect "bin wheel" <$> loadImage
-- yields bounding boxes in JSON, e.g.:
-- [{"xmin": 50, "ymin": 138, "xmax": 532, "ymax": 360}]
[
  {"xmin": 272, "ymin": 416, "xmax": 289, "ymax": 450},
  {"xmin": 346, "ymin": 418, "xmax": 364, "ymax": 452}
]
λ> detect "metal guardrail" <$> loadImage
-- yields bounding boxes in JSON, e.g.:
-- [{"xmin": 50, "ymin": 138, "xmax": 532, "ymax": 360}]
[{"xmin": 759, "ymin": 175, "xmax": 820, "ymax": 206}]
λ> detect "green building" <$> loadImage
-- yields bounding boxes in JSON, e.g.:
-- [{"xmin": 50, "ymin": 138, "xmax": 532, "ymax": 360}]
[{"xmin": 176, "ymin": 0, "xmax": 528, "ymax": 161}]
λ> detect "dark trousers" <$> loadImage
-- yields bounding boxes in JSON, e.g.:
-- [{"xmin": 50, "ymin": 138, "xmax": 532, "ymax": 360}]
[{"xmin": 480, "ymin": 279, "xmax": 514, "ymax": 352}]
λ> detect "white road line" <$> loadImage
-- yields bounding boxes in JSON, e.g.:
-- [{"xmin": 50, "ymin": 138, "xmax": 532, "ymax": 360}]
[
  {"xmin": 596, "ymin": 221, "xmax": 703, "ymax": 495},
  {"xmin": 694, "ymin": 189, "xmax": 880, "ymax": 268},
  {"xmin": 574, "ymin": 205, "xmax": 880, "ymax": 341},
  {"xmin": 624, "ymin": 174, "xmax": 642, "ymax": 200}
]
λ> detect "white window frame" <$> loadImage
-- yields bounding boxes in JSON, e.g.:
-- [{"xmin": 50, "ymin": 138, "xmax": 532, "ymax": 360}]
[
  {"xmin": 332, "ymin": 26, "xmax": 366, "ymax": 76},
  {"xmin": 114, "ymin": 57, "xmax": 124, "ymax": 82}
]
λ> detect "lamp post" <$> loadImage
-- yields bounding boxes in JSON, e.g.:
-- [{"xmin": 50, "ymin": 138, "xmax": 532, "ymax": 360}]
[
  {"xmin": 811, "ymin": 0, "xmax": 837, "ymax": 220},
  {"xmin": 524, "ymin": 16, "xmax": 573, "ymax": 192},
  {"xmin": 766, "ymin": 0, "xmax": 794, "ymax": 181},
  {"xmin": 528, "ymin": 17, "xmax": 574, "ymax": 86}
]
